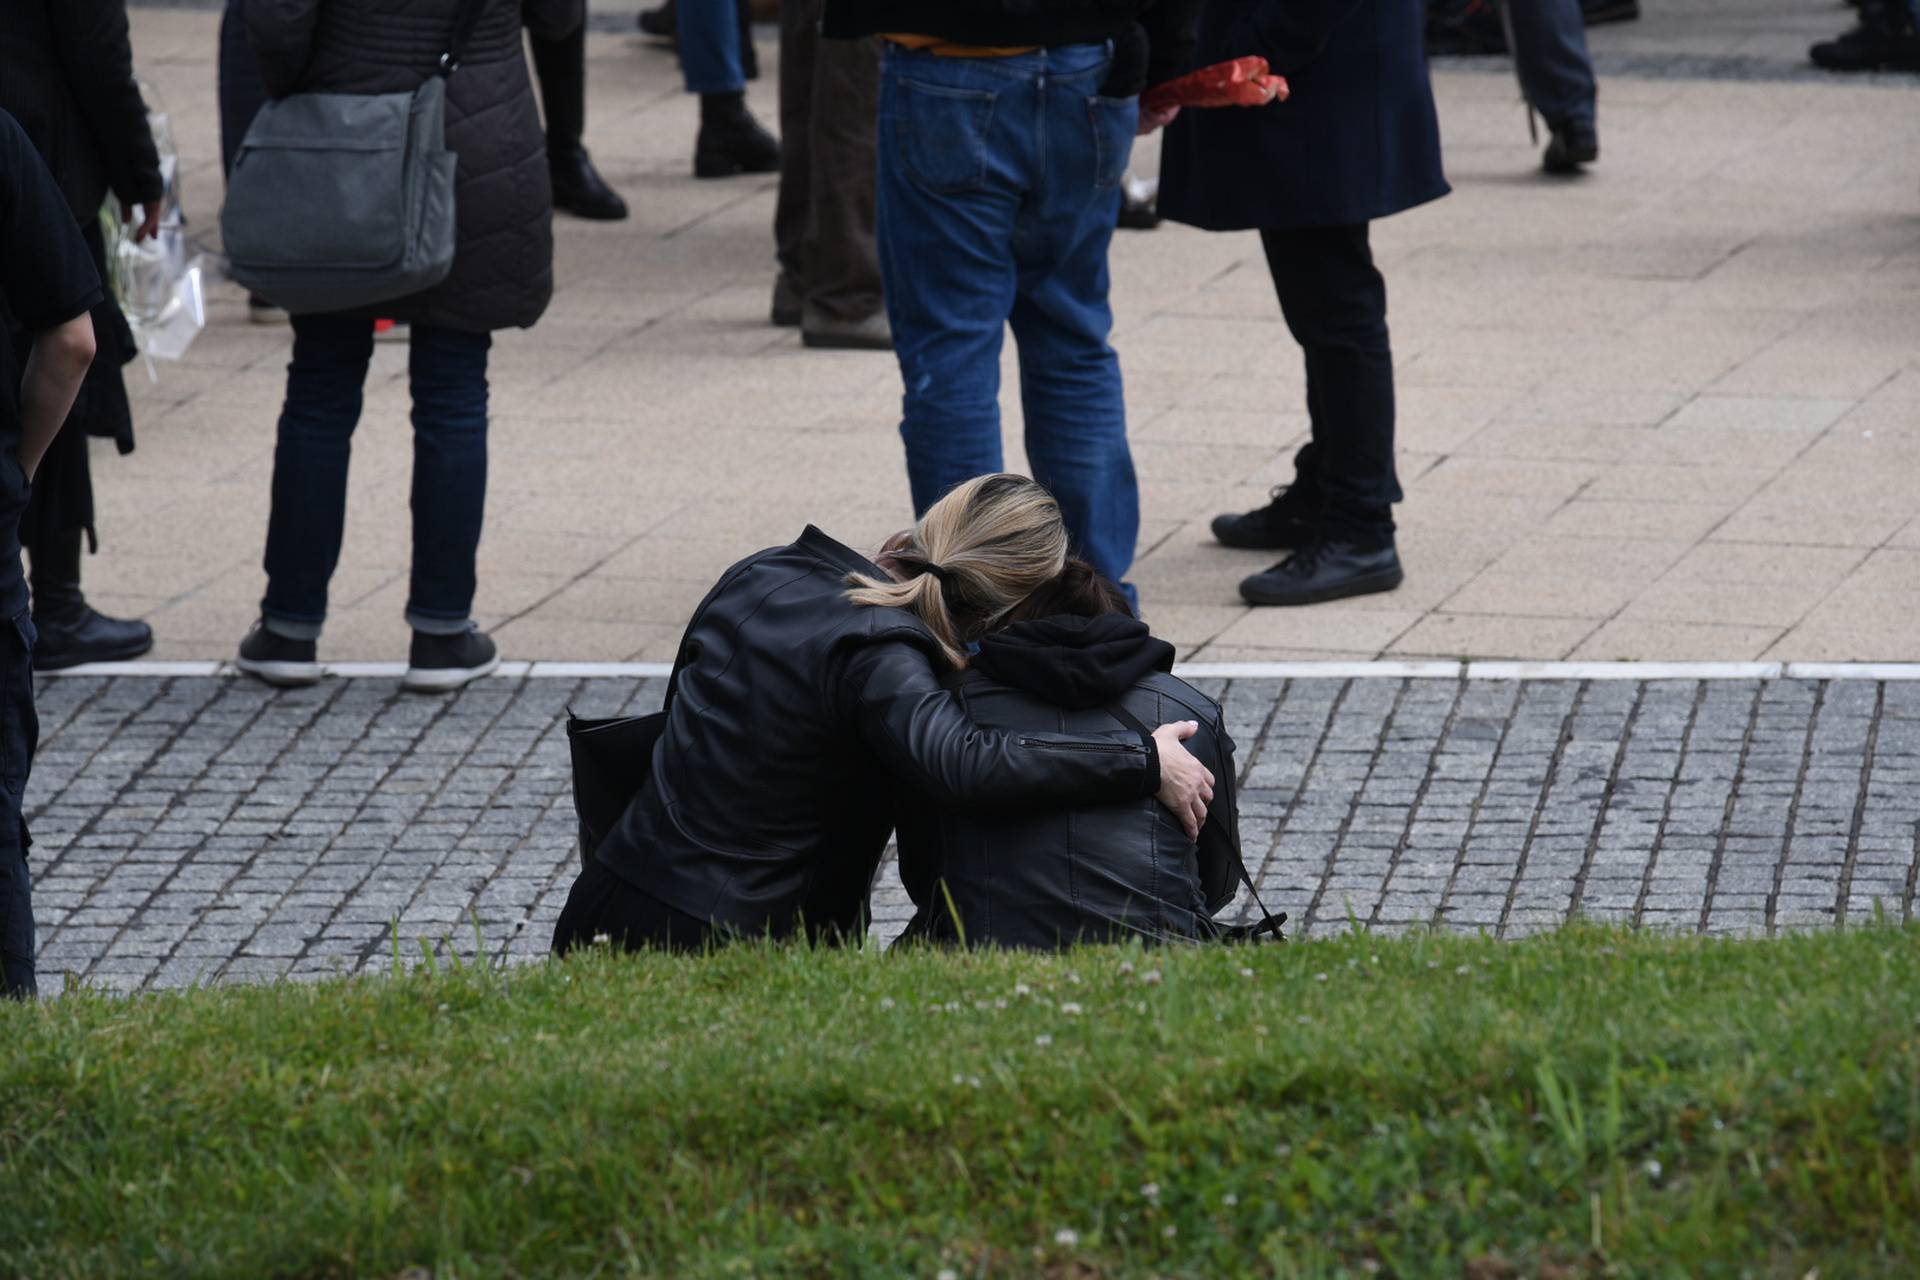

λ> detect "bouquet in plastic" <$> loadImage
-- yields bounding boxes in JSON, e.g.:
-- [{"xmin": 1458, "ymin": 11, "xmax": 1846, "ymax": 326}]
[
  {"xmin": 102, "ymin": 86, "xmax": 205, "ymax": 365},
  {"xmin": 1142, "ymin": 57, "xmax": 1289, "ymax": 114}
]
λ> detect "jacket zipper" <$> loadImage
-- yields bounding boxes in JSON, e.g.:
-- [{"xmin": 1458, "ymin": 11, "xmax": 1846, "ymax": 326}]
[{"xmin": 1019, "ymin": 738, "xmax": 1143, "ymax": 754}]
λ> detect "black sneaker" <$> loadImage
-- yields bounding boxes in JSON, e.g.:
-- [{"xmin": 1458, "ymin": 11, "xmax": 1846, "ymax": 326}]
[
  {"xmin": 1210, "ymin": 485, "xmax": 1320, "ymax": 551},
  {"xmin": 235, "ymin": 621, "xmax": 321, "ymax": 687},
  {"xmin": 1543, "ymin": 120, "xmax": 1599, "ymax": 174},
  {"xmin": 404, "ymin": 627, "xmax": 500, "ymax": 693},
  {"xmin": 1810, "ymin": 2, "xmax": 1920, "ymax": 69},
  {"xmin": 1239, "ymin": 541, "xmax": 1404, "ymax": 607}
]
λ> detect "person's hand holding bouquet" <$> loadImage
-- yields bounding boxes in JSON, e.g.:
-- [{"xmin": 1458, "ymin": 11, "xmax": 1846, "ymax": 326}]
[{"xmin": 1142, "ymin": 57, "xmax": 1290, "ymax": 115}]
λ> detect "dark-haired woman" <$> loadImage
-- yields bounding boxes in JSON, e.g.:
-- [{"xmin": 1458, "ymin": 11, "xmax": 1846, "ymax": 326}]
[
  {"xmin": 552, "ymin": 473, "xmax": 1217, "ymax": 954},
  {"xmin": 895, "ymin": 562, "xmax": 1249, "ymax": 949}
]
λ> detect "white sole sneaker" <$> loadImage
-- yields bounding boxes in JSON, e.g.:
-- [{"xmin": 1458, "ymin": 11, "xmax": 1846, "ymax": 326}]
[
  {"xmin": 235, "ymin": 656, "xmax": 323, "ymax": 687},
  {"xmin": 401, "ymin": 653, "xmax": 501, "ymax": 693}
]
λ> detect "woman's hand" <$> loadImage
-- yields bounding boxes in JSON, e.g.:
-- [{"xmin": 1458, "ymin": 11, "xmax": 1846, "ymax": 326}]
[
  {"xmin": 121, "ymin": 198, "xmax": 162, "ymax": 244},
  {"xmin": 1152, "ymin": 721, "xmax": 1215, "ymax": 839},
  {"xmin": 1137, "ymin": 104, "xmax": 1180, "ymax": 136}
]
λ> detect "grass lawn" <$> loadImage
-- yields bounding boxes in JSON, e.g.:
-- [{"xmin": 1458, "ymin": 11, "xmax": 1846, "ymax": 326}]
[{"xmin": 1, "ymin": 924, "xmax": 1916, "ymax": 1278}]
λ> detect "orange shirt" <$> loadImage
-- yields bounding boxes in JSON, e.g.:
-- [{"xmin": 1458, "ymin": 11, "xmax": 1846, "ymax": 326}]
[{"xmin": 884, "ymin": 33, "xmax": 1039, "ymax": 56}]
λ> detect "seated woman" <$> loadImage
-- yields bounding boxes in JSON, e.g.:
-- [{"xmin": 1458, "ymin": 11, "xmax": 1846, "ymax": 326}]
[
  {"xmin": 895, "ymin": 563, "xmax": 1249, "ymax": 949},
  {"xmin": 552, "ymin": 473, "xmax": 1216, "ymax": 953}
]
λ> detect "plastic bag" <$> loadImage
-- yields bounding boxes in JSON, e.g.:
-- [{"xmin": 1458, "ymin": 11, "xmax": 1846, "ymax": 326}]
[
  {"xmin": 103, "ymin": 91, "xmax": 206, "ymax": 366},
  {"xmin": 1142, "ymin": 57, "xmax": 1290, "ymax": 114}
]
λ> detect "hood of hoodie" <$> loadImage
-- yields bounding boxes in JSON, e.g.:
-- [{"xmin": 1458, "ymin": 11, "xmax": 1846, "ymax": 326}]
[{"xmin": 969, "ymin": 614, "xmax": 1175, "ymax": 711}]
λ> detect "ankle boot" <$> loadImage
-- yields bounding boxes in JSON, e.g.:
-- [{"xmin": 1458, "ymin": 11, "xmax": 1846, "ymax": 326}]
[
  {"xmin": 550, "ymin": 146, "xmax": 629, "ymax": 220},
  {"xmin": 694, "ymin": 92, "xmax": 781, "ymax": 179},
  {"xmin": 28, "ymin": 529, "xmax": 154, "ymax": 671}
]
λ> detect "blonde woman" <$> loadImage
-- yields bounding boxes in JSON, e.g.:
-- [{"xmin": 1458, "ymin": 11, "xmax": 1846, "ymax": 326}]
[{"xmin": 552, "ymin": 474, "xmax": 1214, "ymax": 954}]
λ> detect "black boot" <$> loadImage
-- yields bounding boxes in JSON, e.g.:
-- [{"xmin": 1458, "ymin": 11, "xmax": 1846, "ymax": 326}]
[
  {"xmin": 637, "ymin": 0, "xmax": 677, "ymax": 39},
  {"xmin": 28, "ymin": 529, "xmax": 154, "ymax": 671},
  {"xmin": 551, "ymin": 147, "xmax": 629, "ymax": 220},
  {"xmin": 1542, "ymin": 119, "xmax": 1599, "ymax": 174},
  {"xmin": 1810, "ymin": 0, "xmax": 1920, "ymax": 69},
  {"xmin": 694, "ymin": 92, "xmax": 781, "ymax": 179}
]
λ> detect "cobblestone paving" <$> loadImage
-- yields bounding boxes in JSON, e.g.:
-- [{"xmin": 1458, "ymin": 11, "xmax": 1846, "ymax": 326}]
[{"xmin": 27, "ymin": 676, "xmax": 1919, "ymax": 993}]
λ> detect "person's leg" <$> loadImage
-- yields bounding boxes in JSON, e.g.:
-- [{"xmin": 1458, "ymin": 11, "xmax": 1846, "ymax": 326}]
[
  {"xmin": 772, "ymin": 0, "xmax": 817, "ymax": 322},
  {"xmin": 260, "ymin": 314, "xmax": 374, "ymax": 639},
  {"xmin": 218, "ymin": 0, "xmax": 268, "ymax": 179},
  {"xmin": 552, "ymin": 860, "xmax": 721, "ymax": 954},
  {"xmin": 0, "ymin": 613, "xmax": 38, "ymax": 999},
  {"xmin": 798, "ymin": 25, "xmax": 886, "ymax": 346},
  {"xmin": 876, "ymin": 47, "xmax": 1028, "ymax": 516},
  {"xmin": 405, "ymin": 325, "xmax": 492, "ymax": 636},
  {"xmin": 1007, "ymin": 44, "xmax": 1138, "ymax": 588},
  {"xmin": 1260, "ymin": 225, "xmax": 1399, "ymax": 546},
  {"xmin": 1504, "ymin": 0, "xmax": 1599, "ymax": 170},
  {"xmin": 685, "ymin": 0, "xmax": 780, "ymax": 177},
  {"xmin": 531, "ymin": 22, "xmax": 628, "ymax": 219}
]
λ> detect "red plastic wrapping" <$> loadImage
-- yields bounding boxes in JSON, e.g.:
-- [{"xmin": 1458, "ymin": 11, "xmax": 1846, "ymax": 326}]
[{"xmin": 1142, "ymin": 57, "xmax": 1290, "ymax": 113}]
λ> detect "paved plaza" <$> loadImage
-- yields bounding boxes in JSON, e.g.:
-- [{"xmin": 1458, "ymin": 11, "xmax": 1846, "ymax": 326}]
[
  {"xmin": 30, "ymin": 672, "xmax": 1920, "ymax": 993},
  {"xmin": 104, "ymin": 1, "xmax": 1920, "ymax": 665}
]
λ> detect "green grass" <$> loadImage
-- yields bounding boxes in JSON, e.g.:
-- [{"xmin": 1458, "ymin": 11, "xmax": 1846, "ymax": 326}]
[{"xmin": 2, "ymin": 926, "xmax": 1917, "ymax": 1279}]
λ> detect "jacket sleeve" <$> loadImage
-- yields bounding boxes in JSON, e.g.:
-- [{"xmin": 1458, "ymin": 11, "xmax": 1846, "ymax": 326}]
[
  {"xmin": 1238, "ymin": 0, "xmax": 1366, "ymax": 74},
  {"xmin": 46, "ymin": 0, "xmax": 164, "ymax": 206},
  {"xmin": 835, "ymin": 640, "xmax": 1162, "ymax": 808},
  {"xmin": 523, "ymin": 0, "xmax": 587, "ymax": 42},
  {"xmin": 244, "ymin": 0, "xmax": 324, "ymax": 99}
]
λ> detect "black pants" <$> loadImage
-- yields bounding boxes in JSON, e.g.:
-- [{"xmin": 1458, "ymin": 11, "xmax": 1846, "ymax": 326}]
[
  {"xmin": 552, "ymin": 859, "xmax": 721, "ymax": 955},
  {"xmin": 218, "ymin": 0, "xmax": 268, "ymax": 178},
  {"xmin": 774, "ymin": 0, "xmax": 883, "ymax": 323},
  {"xmin": 1261, "ymin": 223, "xmax": 1402, "ymax": 545},
  {"xmin": 0, "ymin": 613, "xmax": 40, "ymax": 998}
]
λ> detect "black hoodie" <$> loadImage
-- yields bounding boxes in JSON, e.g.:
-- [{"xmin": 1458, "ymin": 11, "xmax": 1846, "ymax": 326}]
[{"xmin": 896, "ymin": 614, "xmax": 1247, "ymax": 950}]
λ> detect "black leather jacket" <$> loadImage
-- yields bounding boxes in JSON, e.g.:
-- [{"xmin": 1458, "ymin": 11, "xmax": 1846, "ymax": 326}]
[
  {"xmin": 593, "ymin": 527, "xmax": 1163, "ymax": 939},
  {"xmin": 894, "ymin": 614, "xmax": 1242, "ymax": 949}
]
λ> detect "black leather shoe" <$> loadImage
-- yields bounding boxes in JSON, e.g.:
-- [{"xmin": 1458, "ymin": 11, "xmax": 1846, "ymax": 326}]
[
  {"xmin": 31, "ymin": 604, "xmax": 153, "ymax": 671},
  {"xmin": 1239, "ymin": 541, "xmax": 1404, "ymax": 607},
  {"xmin": 1543, "ymin": 120, "xmax": 1599, "ymax": 174},
  {"xmin": 771, "ymin": 273, "xmax": 802, "ymax": 327},
  {"xmin": 694, "ymin": 97, "xmax": 781, "ymax": 179},
  {"xmin": 637, "ymin": 0, "xmax": 676, "ymax": 39},
  {"xmin": 404, "ymin": 627, "xmax": 500, "ymax": 693},
  {"xmin": 550, "ymin": 147, "xmax": 629, "ymax": 221},
  {"xmin": 1810, "ymin": 2, "xmax": 1920, "ymax": 68},
  {"xmin": 235, "ymin": 620, "xmax": 320, "ymax": 687},
  {"xmin": 1210, "ymin": 485, "xmax": 1319, "ymax": 551}
]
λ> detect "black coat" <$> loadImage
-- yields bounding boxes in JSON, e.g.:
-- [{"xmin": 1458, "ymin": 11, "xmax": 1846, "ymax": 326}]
[
  {"xmin": 1157, "ymin": 0, "xmax": 1448, "ymax": 231},
  {"xmin": 896, "ymin": 615, "xmax": 1243, "ymax": 949},
  {"xmin": 593, "ymin": 527, "xmax": 1164, "ymax": 940},
  {"xmin": 0, "ymin": 0, "xmax": 162, "ymax": 222},
  {"xmin": 243, "ymin": 0, "xmax": 582, "ymax": 332}
]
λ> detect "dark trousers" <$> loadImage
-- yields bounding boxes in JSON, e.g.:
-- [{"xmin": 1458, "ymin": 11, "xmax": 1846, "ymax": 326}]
[
  {"xmin": 552, "ymin": 858, "xmax": 721, "ymax": 955},
  {"xmin": 529, "ymin": 22, "xmax": 588, "ymax": 156},
  {"xmin": 218, "ymin": 0, "xmax": 268, "ymax": 178},
  {"xmin": 1506, "ymin": 0, "xmax": 1598, "ymax": 129},
  {"xmin": 775, "ymin": 0, "xmax": 883, "ymax": 324},
  {"xmin": 0, "ymin": 612, "xmax": 39, "ymax": 998},
  {"xmin": 1261, "ymin": 223, "xmax": 1402, "ymax": 546},
  {"xmin": 262, "ymin": 315, "xmax": 492, "ymax": 639}
]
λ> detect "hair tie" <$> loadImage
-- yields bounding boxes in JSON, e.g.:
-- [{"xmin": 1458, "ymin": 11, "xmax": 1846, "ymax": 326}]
[{"xmin": 917, "ymin": 560, "xmax": 953, "ymax": 585}]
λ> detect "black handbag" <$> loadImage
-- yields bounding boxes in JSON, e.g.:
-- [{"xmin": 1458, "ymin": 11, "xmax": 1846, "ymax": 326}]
[{"xmin": 566, "ymin": 710, "xmax": 667, "ymax": 863}]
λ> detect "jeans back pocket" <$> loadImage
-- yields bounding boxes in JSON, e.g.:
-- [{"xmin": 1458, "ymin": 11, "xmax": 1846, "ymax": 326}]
[
  {"xmin": 894, "ymin": 77, "xmax": 998, "ymax": 195},
  {"xmin": 1087, "ymin": 95, "xmax": 1140, "ymax": 192}
]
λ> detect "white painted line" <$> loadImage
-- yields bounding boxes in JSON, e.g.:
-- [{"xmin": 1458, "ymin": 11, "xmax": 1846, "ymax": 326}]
[
  {"xmin": 40, "ymin": 660, "xmax": 224, "ymax": 677},
  {"xmin": 1467, "ymin": 661, "xmax": 1784, "ymax": 681},
  {"xmin": 1173, "ymin": 660, "xmax": 1462, "ymax": 679},
  {"xmin": 526, "ymin": 662, "xmax": 675, "ymax": 678},
  {"xmin": 1784, "ymin": 662, "xmax": 1920, "ymax": 681}
]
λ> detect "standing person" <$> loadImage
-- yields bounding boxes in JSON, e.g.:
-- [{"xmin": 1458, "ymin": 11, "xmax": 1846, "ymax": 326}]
[
  {"xmin": 219, "ymin": 0, "xmax": 285, "ymax": 324},
  {"xmin": 823, "ymin": 0, "xmax": 1197, "ymax": 596},
  {"xmin": 0, "ymin": 112, "xmax": 101, "ymax": 996},
  {"xmin": 0, "ymin": 0, "xmax": 164, "ymax": 670},
  {"xmin": 772, "ymin": 0, "xmax": 888, "ymax": 350},
  {"xmin": 530, "ymin": 20, "xmax": 630, "ymax": 219},
  {"xmin": 683, "ymin": 0, "xmax": 780, "ymax": 177},
  {"xmin": 235, "ymin": 0, "xmax": 582, "ymax": 693},
  {"xmin": 1507, "ymin": 0, "xmax": 1600, "ymax": 173},
  {"xmin": 1164, "ymin": 0, "xmax": 1448, "ymax": 606}
]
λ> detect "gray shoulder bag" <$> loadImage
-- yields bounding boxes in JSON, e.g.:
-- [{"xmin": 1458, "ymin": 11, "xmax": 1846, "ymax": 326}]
[{"xmin": 221, "ymin": 0, "xmax": 486, "ymax": 315}]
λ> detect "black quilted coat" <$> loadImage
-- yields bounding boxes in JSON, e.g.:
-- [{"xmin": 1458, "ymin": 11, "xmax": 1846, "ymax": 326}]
[{"xmin": 243, "ymin": 0, "xmax": 582, "ymax": 331}]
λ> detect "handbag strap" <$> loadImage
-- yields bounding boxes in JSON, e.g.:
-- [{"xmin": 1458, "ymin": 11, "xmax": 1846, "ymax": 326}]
[
  {"xmin": 439, "ymin": 0, "xmax": 490, "ymax": 75},
  {"xmin": 1105, "ymin": 700, "xmax": 1288, "ymax": 944}
]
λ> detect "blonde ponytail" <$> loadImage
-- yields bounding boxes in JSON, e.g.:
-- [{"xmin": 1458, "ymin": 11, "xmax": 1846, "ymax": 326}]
[{"xmin": 847, "ymin": 474, "xmax": 1070, "ymax": 668}]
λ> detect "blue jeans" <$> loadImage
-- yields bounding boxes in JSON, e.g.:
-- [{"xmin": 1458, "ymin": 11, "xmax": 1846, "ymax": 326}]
[
  {"xmin": 680, "ymin": 0, "xmax": 746, "ymax": 94},
  {"xmin": 877, "ymin": 43, "xmax": 1141, "ymax": 589},
  {"xmin": 262, "ymin": 315, "xmax": 491, "ymax": 639},
  {"xmin": 1505, "ymin": 0, "xmax": 1597, "ymax": 128}
]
